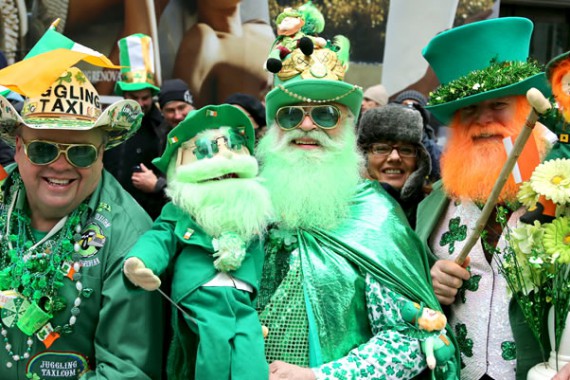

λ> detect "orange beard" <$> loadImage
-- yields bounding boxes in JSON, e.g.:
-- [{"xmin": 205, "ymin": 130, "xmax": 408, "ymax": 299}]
[
  {"xmin": 441, "ymin": 96, "xmax": 548, "ymax": 204},
  {"xmin": 551, "ymin": 59, "xmax": 570, "ymax": 121}
]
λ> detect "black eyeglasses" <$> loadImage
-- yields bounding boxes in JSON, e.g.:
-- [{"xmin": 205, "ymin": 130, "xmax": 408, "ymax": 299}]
[
  {"xmin": 22, "ymin": 139, "xmax": 102, "ymax": 168},
  {"xmin": 275, "ymin": 105, "xmax": 341, "ymax": 130},
  {"xmin": 369, "ymin": 143, "xmax": 417, "ymax": 157}
]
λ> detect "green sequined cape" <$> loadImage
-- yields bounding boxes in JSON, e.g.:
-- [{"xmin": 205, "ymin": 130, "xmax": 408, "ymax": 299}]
[{"xmin": 262, "ymin": 180, "xmax": 461, "ymax": 378}]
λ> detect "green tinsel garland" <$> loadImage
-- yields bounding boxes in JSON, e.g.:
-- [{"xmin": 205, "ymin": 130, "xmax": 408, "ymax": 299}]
[{"xmin": 429, "ymin": 58, "xmax": 544, "ymax": 106}]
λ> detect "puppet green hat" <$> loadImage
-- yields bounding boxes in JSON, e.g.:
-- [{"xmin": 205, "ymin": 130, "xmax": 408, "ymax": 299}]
[
  {"xmin": 0, "ymin": 67, "xmax": 143, "ymax": 149},
  {"xmin": 114, "ymin": 33, "xmax": 160, "ymax": 96},
  {"xmin": 265, "ymin": 3, "xmax": 362, "ymax": 126},
  {"xmin": 152, "ymin": 104, "xmax": 255, "ymax": 173},
  {"xmin": 423, "ymin": 17, "xmax": 550, "ymax": 124}
]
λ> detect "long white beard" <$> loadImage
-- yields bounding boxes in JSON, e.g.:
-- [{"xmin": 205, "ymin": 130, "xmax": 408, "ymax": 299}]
[{"xmin": 256, "ymin": 121, "xmax": 363, "ymax": 230}]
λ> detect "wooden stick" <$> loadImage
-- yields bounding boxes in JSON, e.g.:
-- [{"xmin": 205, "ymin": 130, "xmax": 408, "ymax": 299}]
[{"xmin": 454, "ymin": 88, "xmax": 550, "ymax": 265}]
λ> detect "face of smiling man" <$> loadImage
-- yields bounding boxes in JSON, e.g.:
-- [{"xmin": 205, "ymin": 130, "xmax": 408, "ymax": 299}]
[
  {"xmin": 440, "ymin": 95, "xmax": 533, "ymax": 203},
  {"xmin": 14, "ymin": 126, "xmax": 105, "ymax": 230}
]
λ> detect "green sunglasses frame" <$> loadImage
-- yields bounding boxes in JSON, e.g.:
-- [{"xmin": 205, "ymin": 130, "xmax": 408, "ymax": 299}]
[
  {"xmin": 190, "ymin": 131, "xmax": 247, "ymax": 160},
  {"xmin": 275, "ymin": 105, "xmax": 342, "ymax": 131},
  {"xmin": 21, "ymin": 139, "xmax": 102, "ymax": 168}
]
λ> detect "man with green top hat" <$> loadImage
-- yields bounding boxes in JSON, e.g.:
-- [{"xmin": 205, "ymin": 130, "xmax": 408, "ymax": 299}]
[
  {"xmin": 104, "ymin": 33, "xmax": 168, "ymax": 220},
  {"xmin": 0, "ymin": 64, "xmax": 163, "ymax": 379},
  {"xmin": 416, "ymin": 17, "xmax": 555, "ymax": 380},
  {"xmin": 255, "ymin": 4, "xmax": 459, "ymax": 379},
  {"xmin": 123, "ymin": 104, "xmax": 273, "ymax": 380}
]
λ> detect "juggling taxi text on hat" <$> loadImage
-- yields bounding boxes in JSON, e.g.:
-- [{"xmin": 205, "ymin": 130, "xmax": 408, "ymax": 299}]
[{"xmin": 0, "ymin": 67, "xmax": 143, "ymax": 149}]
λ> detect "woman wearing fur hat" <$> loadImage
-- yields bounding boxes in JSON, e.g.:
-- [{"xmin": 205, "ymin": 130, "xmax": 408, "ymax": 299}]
[{"xmin": 358, "ymin": 103, "xmax": 432, "ymax": 228}]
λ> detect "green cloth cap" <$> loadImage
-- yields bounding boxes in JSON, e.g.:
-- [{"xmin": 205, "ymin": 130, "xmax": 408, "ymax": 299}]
[
  {"xmin": 114, "ymin": 33, "xmax": 160, "ymax": 96},
  {"xmin": 423, "ymin": 17, "xmax": 550, "ymax": 124},
  {"xmin": 152, "ymin": 104, "xmax": 255, "ymax": 173}
]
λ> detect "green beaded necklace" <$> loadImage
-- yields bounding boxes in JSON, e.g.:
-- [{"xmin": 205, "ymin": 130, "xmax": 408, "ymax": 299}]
[{"xmin": 0, "ymin": 172, "xmax": 90, "ymax": 369}]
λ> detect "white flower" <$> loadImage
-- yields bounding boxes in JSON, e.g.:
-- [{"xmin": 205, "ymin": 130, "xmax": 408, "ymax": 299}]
[
  {"xmin": 510, "ymin": 221, "xmax": 544, "ymax": 255},
  {"xmin": 530, "ymin": 159, "xmax": 570, "ymax": 204}
]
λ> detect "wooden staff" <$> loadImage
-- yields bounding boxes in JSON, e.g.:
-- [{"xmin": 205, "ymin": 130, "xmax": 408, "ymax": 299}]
[{"xmin": 455, "ymin": 88, "xmax": 551, "ymax": 265}]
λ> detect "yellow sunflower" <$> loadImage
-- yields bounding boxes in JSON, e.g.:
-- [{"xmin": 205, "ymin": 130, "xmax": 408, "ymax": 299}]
[
  {"xmin": 542, "ymin": 216, "xmax": 570, "ymax": 264},
  {"xmin": 517, "ymin": 181, "xmax": 539, "ymax": 208},
  {"xmin": 530, "ymin": 159, "xmax": 570, "ymax": 204}
]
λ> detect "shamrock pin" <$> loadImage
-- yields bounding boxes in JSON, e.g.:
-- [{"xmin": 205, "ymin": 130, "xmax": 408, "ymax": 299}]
[
  {"xmin": 55, "ymin": 71, "xmax": 72, "ymax": 85},
  {"xmin": 455, "ymin": 323, "xmax": 474, "ymax": 369},
  {"xmin": 75, "ymin": 71, "xmax": 86, "ymax": 84},
  {"xmin": 440, "ymin": 217, "xmax": 467, "ymax": 254},
  {"xmin": 501, "ymin": 341, "xmax": 517, "ymax": 360},
  {"xmin": 457, "ymin": 267, "xmax": 482, "ymax": 303}
]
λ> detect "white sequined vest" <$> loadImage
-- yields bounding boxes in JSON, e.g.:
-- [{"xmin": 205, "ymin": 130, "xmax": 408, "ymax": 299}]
[{"xmin": 429, "ymin": 200, "xmax": 523, "ymax": 380}]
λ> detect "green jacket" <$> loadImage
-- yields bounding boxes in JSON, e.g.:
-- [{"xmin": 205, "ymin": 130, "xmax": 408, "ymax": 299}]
[
  {"xmin": 0, "ymin": 167, "xmax": 163, "ymax": 380},
  {"xmin": 125, "ymin": 202, "xmax": 264, "ymax": 302}
]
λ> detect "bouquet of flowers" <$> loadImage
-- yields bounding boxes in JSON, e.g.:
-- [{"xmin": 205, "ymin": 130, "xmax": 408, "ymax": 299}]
[{"xmin": 493, "ymin": 158, "xmax": 570, "ymax": 359}]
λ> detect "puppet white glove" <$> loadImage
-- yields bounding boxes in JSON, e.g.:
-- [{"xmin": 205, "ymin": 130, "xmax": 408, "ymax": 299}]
[
  {"xmin": 123, "ymin": 257, "xmax": 161, "ymax": 291},
  {"xmin": 212, "ymin": 232, "xmax": 246, "ymax": 272}
]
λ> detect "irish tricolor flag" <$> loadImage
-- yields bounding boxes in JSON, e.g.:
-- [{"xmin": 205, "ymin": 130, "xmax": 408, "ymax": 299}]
[
  {"xmin": 0, "ymin": 19, "xmax": 120, "ymax": 97},
  {"xmin": 503, "ymin": 132, "xmax": 541, "ymax": 184}
]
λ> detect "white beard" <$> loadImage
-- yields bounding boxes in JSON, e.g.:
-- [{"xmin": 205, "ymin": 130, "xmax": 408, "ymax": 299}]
[{"xmin": 255, "ymin": 121, "xmax": 363, "ymax": 230}]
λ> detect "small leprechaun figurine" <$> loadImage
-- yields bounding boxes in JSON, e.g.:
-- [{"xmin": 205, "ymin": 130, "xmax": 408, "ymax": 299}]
[
  {"xmin": 123, "ymin": 104, "xmax": 273, "ymax": 379},
  {"xmin": 265, "ymin": 2, "xmax": 327, "ymax": 74},
  {"xmin": 401, "ymin": 302, "xmax": 457, "ymax": 380}
]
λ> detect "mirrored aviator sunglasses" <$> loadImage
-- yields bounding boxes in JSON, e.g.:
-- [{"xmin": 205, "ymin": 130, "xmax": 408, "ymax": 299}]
[
  {"xmin": 192, "ymin": 132, "xmax": 247, "ymax": 160},
  {"xmin": 23, "ymin": 140, "xmax": 100, "ymax": 168},
  {"xmin": 275, "ymin": 105, "xmax": 341, "ymax": 130}
]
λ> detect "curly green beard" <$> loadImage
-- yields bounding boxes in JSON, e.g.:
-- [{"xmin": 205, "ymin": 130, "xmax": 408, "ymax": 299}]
[
  {"xmin": 256, "ymin": 118, "xmax": 363, "ymax": 230},
  {"xmin": 166, "ymin": 154, "xmax": 273, "ymax": 241}
]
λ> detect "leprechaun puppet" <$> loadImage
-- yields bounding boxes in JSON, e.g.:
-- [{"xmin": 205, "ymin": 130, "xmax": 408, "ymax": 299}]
[{"xmin": 123, "ymin": 104, "xmax": 273, "ymax": 379}]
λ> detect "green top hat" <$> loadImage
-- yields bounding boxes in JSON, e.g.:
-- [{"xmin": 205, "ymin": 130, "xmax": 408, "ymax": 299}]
[
  {"xmin": 423, "ymin": 17, "xmax": 550, "ymax": 124},
  {"xmin": 545, "ymin": 51, "xmax": 570, "ymax": 81},
  {"xmin": 115, "ymin": 33, "xmax": 160, "ymax": 96},
  {"xmin": 152, "ymin": 104, "xmax": 255, "ymax": 173},
  {"xmin": 0, "ymin": 67, "xmax": 142, "ymax": 150}
]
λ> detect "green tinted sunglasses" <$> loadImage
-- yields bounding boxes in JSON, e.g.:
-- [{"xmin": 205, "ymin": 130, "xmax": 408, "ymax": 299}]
[
  {"xmin": 192, "ymin": 131, "xmax": 247, "ymax": 160},
  {"xmin": 22, "ymin": 139, "xmax": 101, "ymax": 168},
  {"xmin": 275, "ymin": 105, "xmax": 341, "ymax": 130}
]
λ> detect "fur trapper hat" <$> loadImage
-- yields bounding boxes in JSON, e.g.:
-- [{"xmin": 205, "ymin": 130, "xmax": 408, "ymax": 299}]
[{"xmin": 357, "ymin": 103, "xmax": 431, "ymax": 200}]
